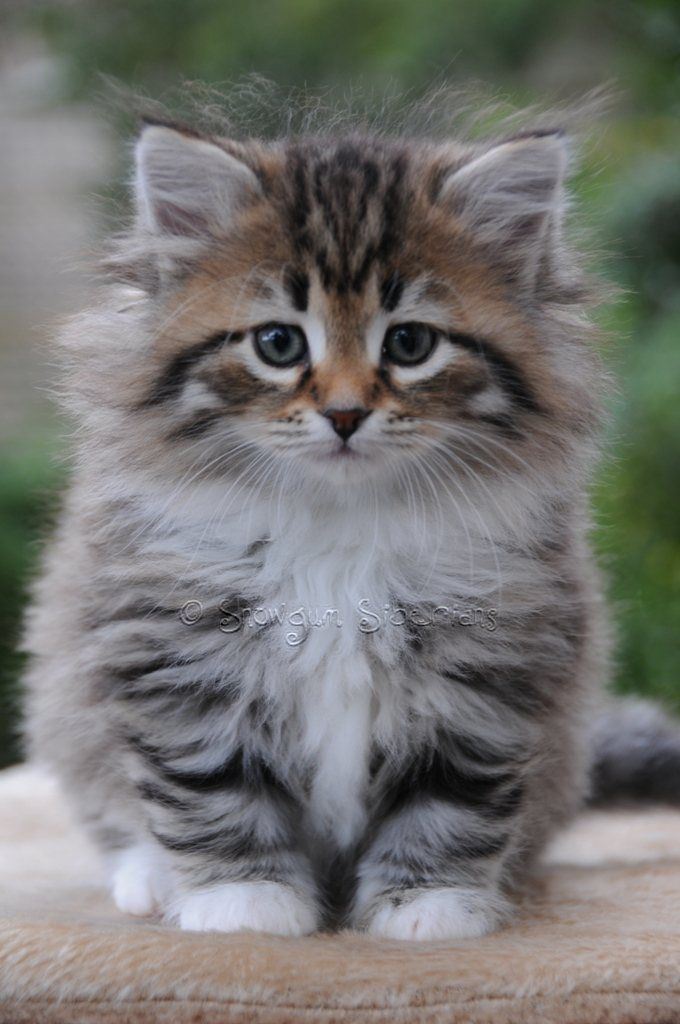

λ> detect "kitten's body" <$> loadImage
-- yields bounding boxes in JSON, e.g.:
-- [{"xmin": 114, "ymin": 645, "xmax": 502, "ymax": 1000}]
[{"xmin": 23, "ymin": 118, "xmax": 652, "ymax": 939}]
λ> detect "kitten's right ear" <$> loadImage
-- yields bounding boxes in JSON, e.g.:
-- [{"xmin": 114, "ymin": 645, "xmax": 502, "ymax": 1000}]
[
  {"xmin": 134, "ymin": 124, "xmax": 261, "ymax": 239},
  {"xmin": 439, "ymin": 132, "xmax": 568, "ymax": 294}
]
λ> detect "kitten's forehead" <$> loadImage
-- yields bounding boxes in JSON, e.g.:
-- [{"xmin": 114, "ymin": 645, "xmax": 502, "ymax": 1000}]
[
  {"xmin": 279, "ymin": 138, "xmax": 418, "ymax": 297},
  {"xmin": 181, "ymin": 134, "xmax": 472, "ymax": 336}
]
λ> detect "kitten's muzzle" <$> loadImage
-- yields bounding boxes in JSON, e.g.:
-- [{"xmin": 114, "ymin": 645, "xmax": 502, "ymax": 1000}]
[{"xmin": 323, "ymin": 407, "xmax": 371, "ymax": 442}]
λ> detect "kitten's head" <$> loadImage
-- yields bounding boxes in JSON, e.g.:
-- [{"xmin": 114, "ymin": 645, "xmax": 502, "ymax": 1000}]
[{"xmin": 118, "ymin": 121, "xmax": 598, "ymax": 495}]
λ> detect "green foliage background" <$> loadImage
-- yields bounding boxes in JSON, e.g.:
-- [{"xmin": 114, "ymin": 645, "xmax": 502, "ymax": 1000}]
[{"xmin": 0, "ymin": 0, "xmax": 678, "ymax": 767}]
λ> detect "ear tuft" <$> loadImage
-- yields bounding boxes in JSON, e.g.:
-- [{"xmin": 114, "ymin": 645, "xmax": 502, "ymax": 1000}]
[
  {"xmin": 440, "ymin": 133, "xmax": 569, "ymax": 292},
  {"xmin": 134, "ymin": 125, "xmax": 261, "ymax": 239}
]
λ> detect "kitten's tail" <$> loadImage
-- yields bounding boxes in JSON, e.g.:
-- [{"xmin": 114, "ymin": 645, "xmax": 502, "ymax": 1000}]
[{"xmin": 589, "ymin": 698, "xmax": 680, "ymax": 806}]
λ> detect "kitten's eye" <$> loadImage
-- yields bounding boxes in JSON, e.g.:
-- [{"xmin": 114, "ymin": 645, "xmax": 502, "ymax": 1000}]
[
  {"xmin": 382, "ymin": 323, "xmax": 437, "ymax": 366},
  {"xmin": 254, "ymin": 323, "xmax": 308, "ymax": 367}
]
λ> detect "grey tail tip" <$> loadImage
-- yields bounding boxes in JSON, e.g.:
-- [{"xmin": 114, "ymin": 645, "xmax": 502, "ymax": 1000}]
[{"xmin": 589, "ymin": 698, "xmax": 680, "ymax": 807}]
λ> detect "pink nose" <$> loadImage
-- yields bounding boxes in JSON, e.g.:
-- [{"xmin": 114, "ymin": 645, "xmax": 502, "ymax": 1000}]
[{"xmin": 323, "ymin": 407, "xmax": 370, "ymax": 442}]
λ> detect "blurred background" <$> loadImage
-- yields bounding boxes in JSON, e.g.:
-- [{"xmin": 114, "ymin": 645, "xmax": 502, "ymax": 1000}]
[{"xmin": 0, "ymin": 0, "xmax": 678, "ymax": 768}]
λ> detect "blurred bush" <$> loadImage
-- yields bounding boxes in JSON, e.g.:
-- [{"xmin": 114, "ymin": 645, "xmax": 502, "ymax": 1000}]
[
  {"xmin": 0, "ymin": 0, "xmax": 678, "ymax": 767},
  {"xmin": 0, "ymin": 445, "xmax": 63, "ymax": 765}
]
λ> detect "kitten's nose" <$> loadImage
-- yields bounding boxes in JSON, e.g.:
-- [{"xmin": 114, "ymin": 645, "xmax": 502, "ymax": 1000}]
[{"xmin": 323, "ymin": 407, "xmax": 371, "ymax": 442}]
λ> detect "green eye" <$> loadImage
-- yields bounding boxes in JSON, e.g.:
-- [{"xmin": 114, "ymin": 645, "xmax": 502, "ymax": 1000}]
[
  {"xmin": 383, "ymin": 323, "xmax": 437, "ymax": 366},
  {"xmin": 254, "ymin": 323, "xmax": 308, "ymax": 367}
]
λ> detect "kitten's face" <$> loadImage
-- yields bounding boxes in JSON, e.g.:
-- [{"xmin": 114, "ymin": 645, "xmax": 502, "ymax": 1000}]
[{"xmin": 133, "ymin": 128, "xmax": 578, "ymax": 492}]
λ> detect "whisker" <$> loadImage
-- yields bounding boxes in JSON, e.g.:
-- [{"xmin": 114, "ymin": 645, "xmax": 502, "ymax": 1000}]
[
  {"xmin": 434, "ymin": 420, "xmax": 542, "ymax": 483},
  {"xmin": 424, "ymin": 445, "xmax": 505, "ymax": 607},
  {"xmin": 413, "ymin": 453, "xmax": 475, "ymax": 595}
]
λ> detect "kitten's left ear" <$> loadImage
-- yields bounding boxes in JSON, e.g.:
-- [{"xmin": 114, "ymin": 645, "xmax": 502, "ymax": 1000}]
[
  {"xmin": 440, "ymin": 132, "xmax": 568, "ymax": 294},
  {"xmin": 134, "ymin": 123, "xmax": 261, "ymax": 238}
]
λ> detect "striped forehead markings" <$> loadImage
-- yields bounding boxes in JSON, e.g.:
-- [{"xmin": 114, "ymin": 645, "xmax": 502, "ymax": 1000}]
[{"xmin": 286, "ymin": 143, "xmax": 410, "ymax": 296}]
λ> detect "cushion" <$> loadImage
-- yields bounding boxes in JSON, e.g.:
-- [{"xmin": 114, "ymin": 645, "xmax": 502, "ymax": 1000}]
[{"xmin": 1, "ymin": 764, "xmax": 680, "ymax": 1024}]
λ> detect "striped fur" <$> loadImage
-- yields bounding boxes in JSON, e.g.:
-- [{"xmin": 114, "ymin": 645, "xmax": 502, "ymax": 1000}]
[{"xmin": 24, "ymin": 113, "xmax": 619, "ymax": 939}]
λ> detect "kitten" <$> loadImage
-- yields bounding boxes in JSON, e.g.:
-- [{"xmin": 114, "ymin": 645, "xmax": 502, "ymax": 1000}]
[{"xmin": 22, "ymin": 114, "xmax": 679, "ymax": 940}]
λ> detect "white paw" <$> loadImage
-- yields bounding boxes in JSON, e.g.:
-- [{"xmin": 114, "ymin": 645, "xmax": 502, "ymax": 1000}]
[
  {"xmin": 111, "ymin": 844, "xmax": 169, "ymax": 917},
  {"xmin": 172, "ymin": 881, "xmax": 318, "ymax": 936},
  {"xmin": 367, "ymin": 887, "xmax": 508, "ymax": 941}
]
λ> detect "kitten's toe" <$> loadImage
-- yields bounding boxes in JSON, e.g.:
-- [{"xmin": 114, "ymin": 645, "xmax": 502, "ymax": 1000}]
[
  {"xmin": 111, "ymin": 844, "xmax": 168, "ymax": 917},
  {"xmin": 172, "ymin": 881, "xmax": 319, "ymax": 935},
  {"xmin": 366, "ymin": 887, "xmax": 509, "ymax": 941}
]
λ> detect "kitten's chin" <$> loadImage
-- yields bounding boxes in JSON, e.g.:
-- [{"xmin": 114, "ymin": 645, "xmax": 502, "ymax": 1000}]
[{"xmin": 294, "ymin": 445, "xmax": 384, "ymax": 486}]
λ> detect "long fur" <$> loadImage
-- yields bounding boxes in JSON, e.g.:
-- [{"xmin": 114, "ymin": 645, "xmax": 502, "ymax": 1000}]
[{"xmin": 21, "ymin": 93, "xmax": 678, "ymax": 940}]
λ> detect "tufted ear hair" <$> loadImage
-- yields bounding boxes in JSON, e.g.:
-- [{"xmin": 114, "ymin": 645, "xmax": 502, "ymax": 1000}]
[
  {"xmin": 440, "ymin": 132, "xmax": 569, "ymax": 294},
  {"xmin": 134, "ymin": 123, "xmax": 261, "ymax": 239}
]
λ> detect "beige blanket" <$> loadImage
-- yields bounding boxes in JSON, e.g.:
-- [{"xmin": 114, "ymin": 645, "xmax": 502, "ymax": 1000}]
[{"xmin": 1, "ymin": 764, "xmax": 680, "ymax": 1023}]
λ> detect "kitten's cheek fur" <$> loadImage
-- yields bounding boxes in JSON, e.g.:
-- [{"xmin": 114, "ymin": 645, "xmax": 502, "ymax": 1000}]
[
  {"xmin": 169, "ymin": 882, "xmax": 320, "ymax": 936},
  {"xmin": 366, "ymin": 887, "xmax": 511, "ymax": 942}
]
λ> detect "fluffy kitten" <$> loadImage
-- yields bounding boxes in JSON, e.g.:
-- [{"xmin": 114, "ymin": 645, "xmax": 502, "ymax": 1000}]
[{"xmin": 23, "ymin": 113, "xmax": 679, "ymax": 940}]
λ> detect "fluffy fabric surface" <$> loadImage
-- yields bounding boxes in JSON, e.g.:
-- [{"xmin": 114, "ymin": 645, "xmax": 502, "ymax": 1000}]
[{"xmin": 2, "ymin": 765, "xmax": 680, "ymax": 1023}]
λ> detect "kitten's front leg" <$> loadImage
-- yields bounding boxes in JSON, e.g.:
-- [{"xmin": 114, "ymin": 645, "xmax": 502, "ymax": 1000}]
[
  {"xmin": 124, "ymin": 736, "xmax": 320, "ymax": 936},
  {"xmin": 352, "ymin": 739, "xmax": 524, "ymax": 941}
]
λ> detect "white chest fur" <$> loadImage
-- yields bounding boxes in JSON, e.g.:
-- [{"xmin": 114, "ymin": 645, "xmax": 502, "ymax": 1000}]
[
  {"xmin": 256, "ymin": 507, "xmax": 393, "ymax": 848},
  {"xmin": 155, "ymin": 483, "xmax": 513, "ymax": 848}
]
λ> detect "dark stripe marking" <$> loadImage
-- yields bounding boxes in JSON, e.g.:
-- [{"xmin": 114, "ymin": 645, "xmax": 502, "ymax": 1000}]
[
  {"xmin": 377, "ymin": 364, "xmax": 399, "ymax": 395},
  {"xmin": 284, "ymin": 267, "xmax": 310, "ymax": 312},
  {"xmin": 137, "ymin": 780, "xmax": 192, "ymax": 811},
  {"xmin": 447, "ymin": 332, "xmax": 539, "ymax": 414},
  {"xmin": 380, "ymin": 271, "xmax": 404, "ymax": 312},
  {"xmin": 152, "ymin": 826, "xmax": 288, "ymax": 861},
  {"xmin": 140, "ymin": 332, "xmax": 242, "ymax": 407},
  {"xmin": 134, "ymin": 741, "xmax": 292, "ymax": 800},
  {"xmin": 167, "ymin": 410, "xmax": 222, "ymax": 441},
  {"xmin": 293, "ymin": 366, "xmax": 313, "ymax": 394},
  {"xmin": 112, "ymin": 655, "xmax": 180, "ymax": 684},
  {"xmin": 447, "ymin": 832, "xmax": 510, "ymax": 859},
  {"xmin": 443, "ymin": 666, "xmax": 554, "ymax": 716},
  {"xmin": 382, "ymin": 747, "xmax": 522, "ymax": 820}
]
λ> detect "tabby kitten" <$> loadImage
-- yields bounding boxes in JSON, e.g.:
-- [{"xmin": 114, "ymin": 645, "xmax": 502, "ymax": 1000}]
[{"xmin": 23, "ymin": 114, "xmax": 670, "ymax": 940}]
